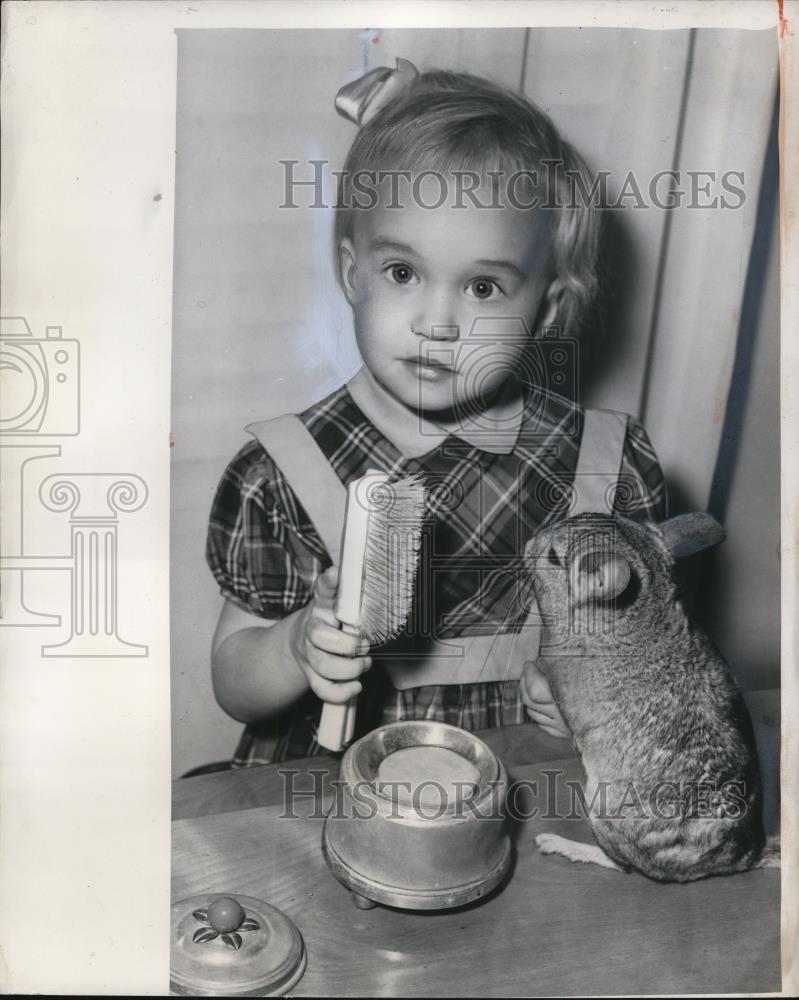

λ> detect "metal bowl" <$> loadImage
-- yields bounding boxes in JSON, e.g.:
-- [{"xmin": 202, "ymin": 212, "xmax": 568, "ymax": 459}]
[{"xmin": 322, "ymin": 720, "xmax": 511, "ymax": 910}]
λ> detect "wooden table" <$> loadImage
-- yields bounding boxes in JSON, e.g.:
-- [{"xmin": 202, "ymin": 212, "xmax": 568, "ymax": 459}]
[{"xmin": 173, "ymin": 694, "xmax": 781, "ymax": 996}]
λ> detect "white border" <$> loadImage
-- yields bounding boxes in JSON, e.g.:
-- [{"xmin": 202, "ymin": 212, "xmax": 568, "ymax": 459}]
[{"xmin": 0, "ymin": 1, "xmax": 794, "ymax": 994}]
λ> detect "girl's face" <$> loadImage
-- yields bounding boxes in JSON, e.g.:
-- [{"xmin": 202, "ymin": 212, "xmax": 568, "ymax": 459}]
[{"xmin": 339, "ymin": 197, "xmax": 559, "ymax": 418}]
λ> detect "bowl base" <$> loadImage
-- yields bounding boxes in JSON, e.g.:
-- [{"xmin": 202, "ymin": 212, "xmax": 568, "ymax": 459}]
[{"xmin": 322, "ymin": 830, "xmax": 512, "ymax": 911}]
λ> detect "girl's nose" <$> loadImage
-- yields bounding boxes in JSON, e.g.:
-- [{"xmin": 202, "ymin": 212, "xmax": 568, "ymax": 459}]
[
  {"xmin": 411, "ymin": 288, "xmax": 460, "ymax": 340},
  {"xmin": 424, "ymin": 323, "xmax": 460, "ymax": 341},
  {"xmin": 411, "ymin": 289, "xmax": 460, "ymax": 340}
]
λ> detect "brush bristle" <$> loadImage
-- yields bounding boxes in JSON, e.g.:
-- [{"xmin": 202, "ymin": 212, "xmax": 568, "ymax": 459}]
[{"xmin": 359, "ymin": 474, "xmax": 426, "ymax": 644}]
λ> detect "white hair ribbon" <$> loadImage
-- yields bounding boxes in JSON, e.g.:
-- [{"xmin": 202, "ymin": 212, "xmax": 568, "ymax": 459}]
[{"xmin": 335, "ymin": 57, "xmax": 419, "ymax": 126}]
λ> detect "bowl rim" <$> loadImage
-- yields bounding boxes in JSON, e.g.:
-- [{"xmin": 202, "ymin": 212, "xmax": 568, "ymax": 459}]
[{"xmin": 343, "ymin": 720, "xmax": 502, "ymax": 812}]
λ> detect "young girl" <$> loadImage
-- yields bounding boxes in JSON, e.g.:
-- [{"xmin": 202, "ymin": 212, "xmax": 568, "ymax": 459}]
[{"xmin": 206, "ymin": 60, "xmax": 667, "ymax": 765}]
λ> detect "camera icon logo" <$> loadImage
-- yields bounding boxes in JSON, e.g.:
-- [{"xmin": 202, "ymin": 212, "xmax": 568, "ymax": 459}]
[
  {"xmin": 0, "ymin": 317, "xmax": 80, "ymax": 435},
  {"xmin": 417, "ymin": 318, "xmax": 580, "ymax": 441}
]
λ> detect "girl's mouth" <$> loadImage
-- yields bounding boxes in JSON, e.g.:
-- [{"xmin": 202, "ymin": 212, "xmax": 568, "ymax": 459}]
[{"xmin": 403, "ymin": 357, "xmax": 456, "ymax": 382}]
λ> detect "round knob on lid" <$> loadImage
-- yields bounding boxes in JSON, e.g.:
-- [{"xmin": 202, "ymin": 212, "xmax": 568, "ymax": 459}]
[{"xmin": 170, "ymin": 892, "xmax": 306, "ymax": 997}]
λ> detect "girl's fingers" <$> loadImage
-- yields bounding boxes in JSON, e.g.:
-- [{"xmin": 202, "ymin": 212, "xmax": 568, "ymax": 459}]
[
  {"xmin": 314, "ymin": 604, "xmax": 341, "ymax": 629},
  {"xmin": 526, "ymin": 704, "xmax": 570, "ymax": 738},
  {"xmin": 307, "ymin": 650, "xmax": 372, "ymax": 682},
  {"xmin": 308, "ymin": 675, "xmax": 362, "ymax": 704},
  {"xmin": 313, "ymin": 566, "xmax": 339, "ymax": 609},
  {"xmin": 521, "ymin": 661, "xmax": 554, "ymax": 705},
  {"xmin": 308, "ymin": 621, "xmax": 369, "ymax": 657},
  {"xmin": 520, "ymin": 677, "xmax": 556, "ymax": 712},
  {"xmin": 539, "ymin": 722, "xmax": 570, "ymax": 740},
  {"xmin": 526, "ymin": 704, "xmax": 558, "ymax": 726}
]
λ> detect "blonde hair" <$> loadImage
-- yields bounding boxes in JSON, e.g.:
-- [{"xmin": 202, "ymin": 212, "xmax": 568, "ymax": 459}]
[{"xmin": 334, "ymin": 69, "xmax": 601, "ymax": 339}]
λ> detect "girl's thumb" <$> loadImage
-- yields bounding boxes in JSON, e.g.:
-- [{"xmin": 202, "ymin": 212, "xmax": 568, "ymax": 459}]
[{"xmin": 314, "ymin": 565, "xmax": 339, "ymax": 599}]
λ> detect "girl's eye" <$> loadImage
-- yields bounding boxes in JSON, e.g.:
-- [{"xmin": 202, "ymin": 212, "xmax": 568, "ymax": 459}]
[
  {"xmin": 466, "ymin": 278, "xmax": 502, "ymax": 301},
  {"xmin": 387, "ymin": 263, "xmax": 417, "ymax": 285}
]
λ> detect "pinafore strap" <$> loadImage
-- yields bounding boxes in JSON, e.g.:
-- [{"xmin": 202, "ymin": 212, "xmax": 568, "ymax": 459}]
[
  {"xmin": 246, "ymin": 415, "xmax": 347, "ymax": 566},
  {"xmin": 571, "ymin": 409, "xmax": 629, "ymax": 515}
]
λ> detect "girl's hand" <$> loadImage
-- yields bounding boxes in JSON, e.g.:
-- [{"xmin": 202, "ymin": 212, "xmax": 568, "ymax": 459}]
[
  {"xmin": 521, "ymin": 661, "xmax": 570, "ymax": 739},
  {"xmin": 290, "ymin": 566, "xmax": 372, "ymax": 704}
]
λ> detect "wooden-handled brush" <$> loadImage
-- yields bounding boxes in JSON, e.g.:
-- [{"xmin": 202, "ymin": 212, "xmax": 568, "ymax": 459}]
[{"xmin": 316, "ymin": 469, "xmax": 425, "ymax": 752}]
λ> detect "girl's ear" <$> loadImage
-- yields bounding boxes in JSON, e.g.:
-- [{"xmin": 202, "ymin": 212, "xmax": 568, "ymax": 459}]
[{"xmin": 338, "ymin": 238, "xmax": 358, "ymax": 305}]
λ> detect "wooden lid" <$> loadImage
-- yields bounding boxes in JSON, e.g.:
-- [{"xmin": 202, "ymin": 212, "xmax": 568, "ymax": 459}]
[{"xmin": 170, "ymin": 893, "xmax": 306, "ymax": 997}]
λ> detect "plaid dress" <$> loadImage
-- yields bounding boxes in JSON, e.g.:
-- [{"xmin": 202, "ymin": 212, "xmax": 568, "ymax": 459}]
[{"xmin": 206, "ymin": 381, "xmax": 667, "ymax": 765}]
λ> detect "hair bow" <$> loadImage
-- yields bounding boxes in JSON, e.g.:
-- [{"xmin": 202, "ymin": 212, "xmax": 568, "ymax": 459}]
[{"xmin": 335, "ymin": 57, "xmax": 419, "ymax": 126}]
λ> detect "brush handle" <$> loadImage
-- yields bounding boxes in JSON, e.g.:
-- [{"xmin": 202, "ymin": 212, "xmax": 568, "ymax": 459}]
[
  {"xmin": 317, "ymin": 477, "xmax": 375, "ymax": 752},
  {"xmin": 317, "ymin": 623, "xmax": 360, "ymax": 752},
  {"xmin": 318, "ymin": 695, "xmax": 358, "ymax": 752},
  {"xmin": 318, "ymin": 472, "xmax": 388, "ymax": 752},
  {"xmin": 317, "ymin": 700, "xmax": 353, "ymax": 753}
]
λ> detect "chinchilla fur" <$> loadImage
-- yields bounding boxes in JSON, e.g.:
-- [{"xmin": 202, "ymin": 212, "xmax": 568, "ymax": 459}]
[{"xmin": 525, "ymin": 512, "xmax": 779, "ymax": 882}]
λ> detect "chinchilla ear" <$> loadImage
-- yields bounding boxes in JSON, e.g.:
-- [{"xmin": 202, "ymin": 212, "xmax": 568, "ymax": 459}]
[
  {"xmin": 572, "ymin": 550, "xmax": 631, "ymax": 602},
  {"xmin": 659, "ymin": 513, "xmax": 725, "ymax": 558}
]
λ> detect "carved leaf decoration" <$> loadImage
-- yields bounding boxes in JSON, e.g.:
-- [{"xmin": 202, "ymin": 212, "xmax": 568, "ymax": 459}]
[
  {"xmin": 221, "ymin": 932, "xmax": 243, "ymax": 950},
  {"xmin": 192, "ymin": 909, "xmax": 210, "ymax": 924},
  {"xmin": 240, "ymin": 918, "xmax": 260, "ymax": 932},
  {"xmin": 193, "ymin": 928, "xmax": 219, "ymax": 944}
]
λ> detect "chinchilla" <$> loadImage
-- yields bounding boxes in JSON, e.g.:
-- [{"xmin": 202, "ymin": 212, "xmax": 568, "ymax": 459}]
[{"xmin": 524, "ymin": 512, "xmax": 779, "ymax": 882}]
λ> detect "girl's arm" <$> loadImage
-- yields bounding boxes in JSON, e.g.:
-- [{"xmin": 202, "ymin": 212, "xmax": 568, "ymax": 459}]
[
  {"xmin": 207, "ymin": 444, "xmax": 374, "ymax": 726},
  {"xmin": 211, "ymin": 600, "xmax": 305, "ymax": 723},
  {"xmin": 211, "ymin": 567, "xmax": 371, "ymax": 724}
]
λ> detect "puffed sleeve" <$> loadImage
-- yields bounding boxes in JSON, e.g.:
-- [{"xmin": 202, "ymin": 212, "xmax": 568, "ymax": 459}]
[
  {"xmin": 205, "ymin": 440, "xmax": 328, "ymax": 619},
  {"xmin": 613, "ymin": 416, "xmax": 669, "ymax": 523}
]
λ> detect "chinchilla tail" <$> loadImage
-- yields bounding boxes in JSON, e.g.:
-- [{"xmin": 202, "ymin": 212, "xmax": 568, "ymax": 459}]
[{"xmin": 754, "ymin": 835, "xmax": 781, "ymax": 869}]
